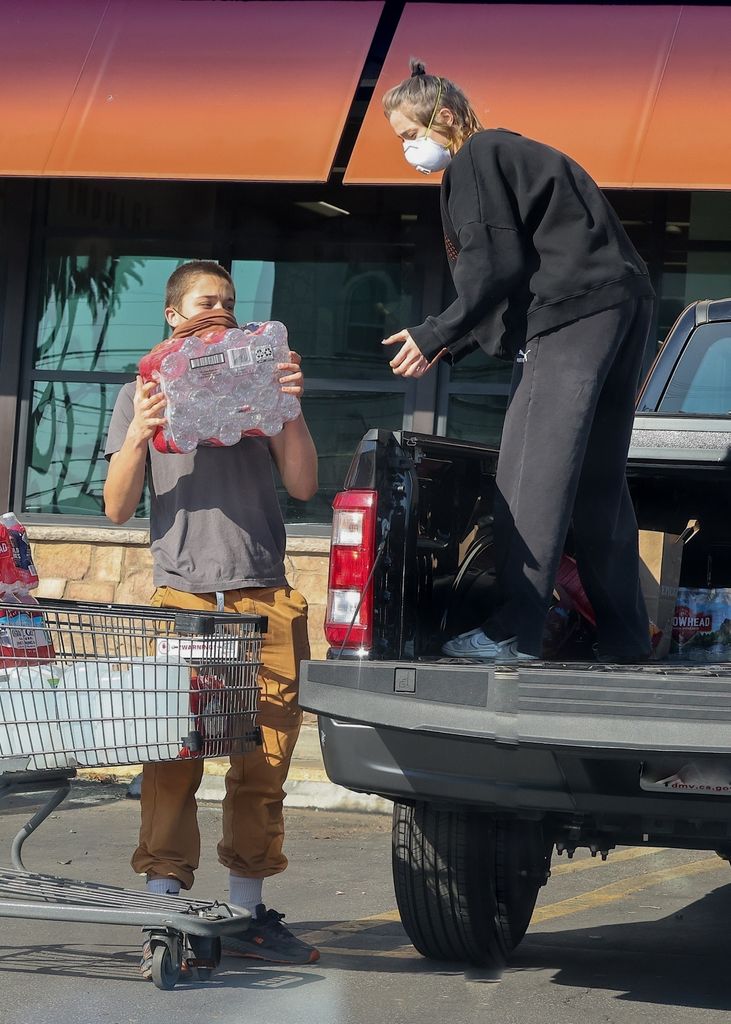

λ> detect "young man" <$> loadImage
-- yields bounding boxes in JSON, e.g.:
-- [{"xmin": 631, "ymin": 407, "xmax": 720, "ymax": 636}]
[{"xmin": 104, "ymin": 260, "xmax": 320, "ymax": 970}]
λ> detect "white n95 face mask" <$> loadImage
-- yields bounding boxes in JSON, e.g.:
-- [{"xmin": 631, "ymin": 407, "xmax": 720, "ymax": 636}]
[{"xmin": 402, "ymin": 135, "xmax": 452, "ymax": 175}]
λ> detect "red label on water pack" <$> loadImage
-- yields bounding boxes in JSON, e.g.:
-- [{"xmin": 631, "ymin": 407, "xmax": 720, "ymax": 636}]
[
  {"xmin": 0, "ymin": 514, "xmax": 39, "ymax": 591},
  {"xmin": 673, "ymin": 605, "xmax": 713, "ymax": 643},
  {"xmin": 0, "ymin": 525, "xmax": 17, "ymax": 590},
  {"xmin": 0, "ymin": 596, "xmax": 55, "ymax": 668}
]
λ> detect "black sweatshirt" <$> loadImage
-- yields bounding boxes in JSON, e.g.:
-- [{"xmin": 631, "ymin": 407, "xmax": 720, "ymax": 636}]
[{"xmin": 409, "ymin": 129, "xmax": 654, "ymax": 363}]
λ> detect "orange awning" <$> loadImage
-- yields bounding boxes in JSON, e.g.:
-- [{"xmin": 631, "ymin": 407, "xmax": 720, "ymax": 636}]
[
  {"xmin": 0, "ymin": 0, "xmax": 383, "ymax": 181},
  {"xmin": 346, "ymin": 3, "xmax": 731, "ymax": 189}
]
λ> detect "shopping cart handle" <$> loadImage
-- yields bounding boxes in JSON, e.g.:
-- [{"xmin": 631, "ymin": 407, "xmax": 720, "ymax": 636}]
[
  {"xmin": 174, "ymin": 612, "xmax": 216, "ymax": 636},
  {"xmin": 172, "ymin": 610, "xmax": 269, "ymax": 635}
]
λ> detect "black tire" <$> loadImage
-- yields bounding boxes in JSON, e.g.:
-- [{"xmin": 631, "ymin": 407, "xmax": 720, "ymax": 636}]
[
  {"xmin": 392, "ymin": 802, "xmax": 550, "ymax": 967},
  {"xmin": 151, "ymin": 943, "xmax": 181, "ymax": 991}
]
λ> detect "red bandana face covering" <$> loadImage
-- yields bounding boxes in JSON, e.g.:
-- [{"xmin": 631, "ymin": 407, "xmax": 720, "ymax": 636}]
[{"xmin": 170, "ymin": 309, "xmax": 238, "ymax": 340}]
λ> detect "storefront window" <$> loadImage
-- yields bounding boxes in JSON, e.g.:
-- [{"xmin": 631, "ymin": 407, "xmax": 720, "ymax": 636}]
[
  {"xmin": 22, "ymin": 250, "xmax": 191, "ymax": 516},
  {"xmin": 19, "ymin": 180, "xmax": 420, "ymax": 525},
  {"xmin": 231, "ymin": 259, "xmax": 415, "ymax": 380},
  {"xmin": 286, "ymin": 391, "xmax": 406, "ymax": 522},
  {"xmin": 231, "ymin": 258, "xmax": 414, "ymax": 519},
  {"xmin": 657, "ymin": 193, "xmax": 731, "ymax": 345},
  {"xmin": 34, "ymin": 249, "xmax": 173, "ymax": 373},
  {"xmin": 15, "ymin": 181, "xmax": 731, "ymax": 524},
  {"xmin": 443, "ymin": 334, "xmax": 512, "ymax": 441},
  {"xmin": 445, "ymin": 393, "xmax": 508, "ymax": 448},
  {"xmin": 24, "ymin": 381, "xmax": 149, "ymax": 517}
]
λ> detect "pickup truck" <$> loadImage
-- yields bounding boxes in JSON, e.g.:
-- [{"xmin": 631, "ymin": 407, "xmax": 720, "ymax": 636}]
[{"xmin": 299, "ymin": 297, "xmax": 731, "ymax": 968}]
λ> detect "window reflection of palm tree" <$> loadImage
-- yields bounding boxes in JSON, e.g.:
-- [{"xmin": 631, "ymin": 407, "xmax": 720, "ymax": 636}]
[{"xmin": 32, "ymin": 253, "xmax": 145, "ymax": 513}]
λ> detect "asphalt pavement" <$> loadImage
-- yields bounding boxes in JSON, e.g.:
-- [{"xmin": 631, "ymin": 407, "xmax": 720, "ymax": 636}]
[{"xmin": 0, "ymin": 781, "xmax": 730, "ymax": 1024}]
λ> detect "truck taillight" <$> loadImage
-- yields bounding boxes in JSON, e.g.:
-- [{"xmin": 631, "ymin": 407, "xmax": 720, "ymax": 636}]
[{"xmin": 325, "ymin": 490, "xmax": 377, "ymax": 651}]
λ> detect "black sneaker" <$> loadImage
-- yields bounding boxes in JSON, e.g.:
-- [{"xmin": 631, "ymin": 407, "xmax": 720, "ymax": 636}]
[{"xmin": 222, "ymin": 903, "xmax": 320, "ymax": 964}]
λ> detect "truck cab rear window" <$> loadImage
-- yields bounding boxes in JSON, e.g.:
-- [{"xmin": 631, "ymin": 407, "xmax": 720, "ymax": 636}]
[{"xmin": 659, "ymin": 324, "xmax": 731, "ymax": 414}]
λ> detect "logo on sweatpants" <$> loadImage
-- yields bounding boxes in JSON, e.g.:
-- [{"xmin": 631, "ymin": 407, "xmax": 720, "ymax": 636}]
[{"xmin": 517, "ymin": 349, "xmax": 532, "ymax": 363}]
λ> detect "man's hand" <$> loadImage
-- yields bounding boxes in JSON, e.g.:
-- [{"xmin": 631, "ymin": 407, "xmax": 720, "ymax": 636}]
[
  {"xmin": 382, "ymin": 330, "xmax": 446, "ymax": 378},
  {"xmin": 270, "ymin": 350, "xmax": 317, "ymax": 501},
  {"xmin": 104, "ymin": 378, "xmax": 162, "ymax": 524},
  {"xmin": 277, "ymin": 351, "xmax": 304, "ymax": 398},
  {"xmin": 128, "ymin": 376, "xmax": 167, "ymax": 447}
]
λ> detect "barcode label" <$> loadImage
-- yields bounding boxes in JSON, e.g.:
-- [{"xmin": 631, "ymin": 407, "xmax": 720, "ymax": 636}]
[
  {"xmin": 227, "ymin": 348, "xmax": 254, "ymax": 371},
  {"xmin": 190, "ymin": 353, "xmax": 226, "ymax": 370}
]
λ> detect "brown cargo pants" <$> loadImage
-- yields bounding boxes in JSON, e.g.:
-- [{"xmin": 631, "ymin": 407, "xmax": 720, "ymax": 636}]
[{"xmin": 131, "ymin": 585, "xmax": 309, "ymax": 889}]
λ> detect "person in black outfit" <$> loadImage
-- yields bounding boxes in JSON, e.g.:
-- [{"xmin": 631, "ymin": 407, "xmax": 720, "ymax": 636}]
[{"xmin": 383, "ymin": 60, "xmax": 655, "ymax": 663}]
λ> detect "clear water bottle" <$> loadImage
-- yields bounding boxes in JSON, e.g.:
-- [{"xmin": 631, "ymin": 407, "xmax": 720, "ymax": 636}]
[
  {"xmin": 170, "ymin": 428, "xmax": 198, "ymax": 455},
  {"xmin": 180, "ymin": 336, "xmax": 206, "ymax": 358},
  {"xmin": 216, "ymin": 420, "xmax": 244, "ymax": 447},
  {"xmin": 160, "ymin": 352, "xmax": 188, "ymax": 380}
]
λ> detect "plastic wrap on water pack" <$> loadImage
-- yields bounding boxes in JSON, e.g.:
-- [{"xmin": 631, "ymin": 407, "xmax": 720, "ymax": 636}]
[
  {"xmin": 0, "ymin": 659, "xmax": 192, "ymax": 769},
  {"xmin": 138, "ymin": 321, "xmax": 301, "ymax": 454},
  {"xmin": 0, "ymin": 513, "xmax": 39, "ymax": 593},
  {"xmin": 0, "ymin": 514, "xmax": 54, "ymax": 669}
]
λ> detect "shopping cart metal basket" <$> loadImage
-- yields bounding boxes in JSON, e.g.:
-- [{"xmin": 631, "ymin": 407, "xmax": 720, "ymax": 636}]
[{"xmin": 0, "ymin": 597, "xmax": 267, "ymax": 989}]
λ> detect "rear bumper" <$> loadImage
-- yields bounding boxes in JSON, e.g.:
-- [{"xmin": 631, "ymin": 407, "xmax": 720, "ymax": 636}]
[
  {"xmin": 300, "ymin": 659, "xmax": 731, "ymax": 836},
  {"xmin": 301, "ymin": 659, "xmax": 731, "ymax": 755}
]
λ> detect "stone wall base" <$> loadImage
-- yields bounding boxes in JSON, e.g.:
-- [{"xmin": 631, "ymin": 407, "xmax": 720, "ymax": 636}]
[{"xmin": 26, "ymin": 526, "xmax": 331, "ymax": 661}]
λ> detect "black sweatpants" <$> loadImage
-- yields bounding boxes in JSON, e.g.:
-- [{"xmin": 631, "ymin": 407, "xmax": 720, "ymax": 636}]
[{"xmin": 484, "ymin": 297, "xmax": 654, "ymax": 659}]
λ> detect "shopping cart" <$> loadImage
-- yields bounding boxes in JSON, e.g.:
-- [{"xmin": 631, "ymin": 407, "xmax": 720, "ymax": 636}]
[{"xmin": 0, "ymin": 598, "xmax": 266, "ymax": 989}]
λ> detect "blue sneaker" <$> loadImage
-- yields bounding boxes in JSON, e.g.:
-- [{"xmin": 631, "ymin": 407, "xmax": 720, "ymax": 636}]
[{"xmin": 441, "ymin": 629, "xmax": 537, "ymax": 662}]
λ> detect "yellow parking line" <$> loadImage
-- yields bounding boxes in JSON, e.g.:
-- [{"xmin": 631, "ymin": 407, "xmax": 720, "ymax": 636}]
[
  {"xmin": 317, "ymin": 945, "xmax": 417, "ymax": 960},
  {"xmin": 533, "ymin": 855, "xmax": 724, "ymax": 924},
  {"xmin": 302, "ymin": 846, "xmax": 668, "ymax": 943},
  {"xmin": 299, "ymin": 849, "xmax": 727, "ymax": 955},
  {"xmin": 299, "ymin": 909, "xmax": 401, "ymax": 946},
  {"xmin": 550, "ymin": 845, "xmax": 667, "ymax": 875}
]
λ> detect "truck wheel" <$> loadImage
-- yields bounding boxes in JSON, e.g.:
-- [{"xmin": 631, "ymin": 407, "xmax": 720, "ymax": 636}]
[{"xmin": 392, "ymin": 802, "xmax": 549, "ymax": 967}]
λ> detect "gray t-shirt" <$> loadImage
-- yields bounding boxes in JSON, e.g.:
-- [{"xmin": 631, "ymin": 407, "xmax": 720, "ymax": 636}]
[{"xmin": 104, "ymin": 382, "xmax": 287, "ymax": 593}]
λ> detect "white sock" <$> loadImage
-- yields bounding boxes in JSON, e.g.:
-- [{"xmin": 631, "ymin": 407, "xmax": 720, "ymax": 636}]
[
  {"xmin": 146, "ymin": 877, "xmax": 181, "ymax": 896},
  {"xmin": 229, "ymin": 874, "xmax": 263, "ymax": 914}
]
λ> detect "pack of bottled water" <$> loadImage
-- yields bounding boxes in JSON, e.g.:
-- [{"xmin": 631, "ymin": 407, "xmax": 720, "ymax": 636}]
[
  {"xmin": 138, "ymin": 321, "xmax": 301, "ymax": 454},
  {"xmin": 0, "ymin": 512, "xmax": 56, "ymax": 670}
]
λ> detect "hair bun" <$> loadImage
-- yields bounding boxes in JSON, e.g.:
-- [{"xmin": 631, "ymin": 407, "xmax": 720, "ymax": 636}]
[{"xmin": 409, "ymin": 58, "xmax": 427, "ymax": 77}]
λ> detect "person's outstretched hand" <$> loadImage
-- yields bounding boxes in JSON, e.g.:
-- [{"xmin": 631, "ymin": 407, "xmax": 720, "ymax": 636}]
[{"xmin": 382, "ymin": 330, "xmax": 446, "ymax": 378}]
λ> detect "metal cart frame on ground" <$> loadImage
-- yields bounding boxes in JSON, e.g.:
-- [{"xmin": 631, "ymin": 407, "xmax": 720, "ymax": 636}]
[{"xmin": 0, "ymin": 598, "xmax": 267, "ymax": 989}]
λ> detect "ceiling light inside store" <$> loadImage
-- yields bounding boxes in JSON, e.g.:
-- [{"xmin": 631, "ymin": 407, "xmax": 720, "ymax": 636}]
[{"xmin": 296, "ymin": 201, "xmax": 350, "ymax": 217}]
